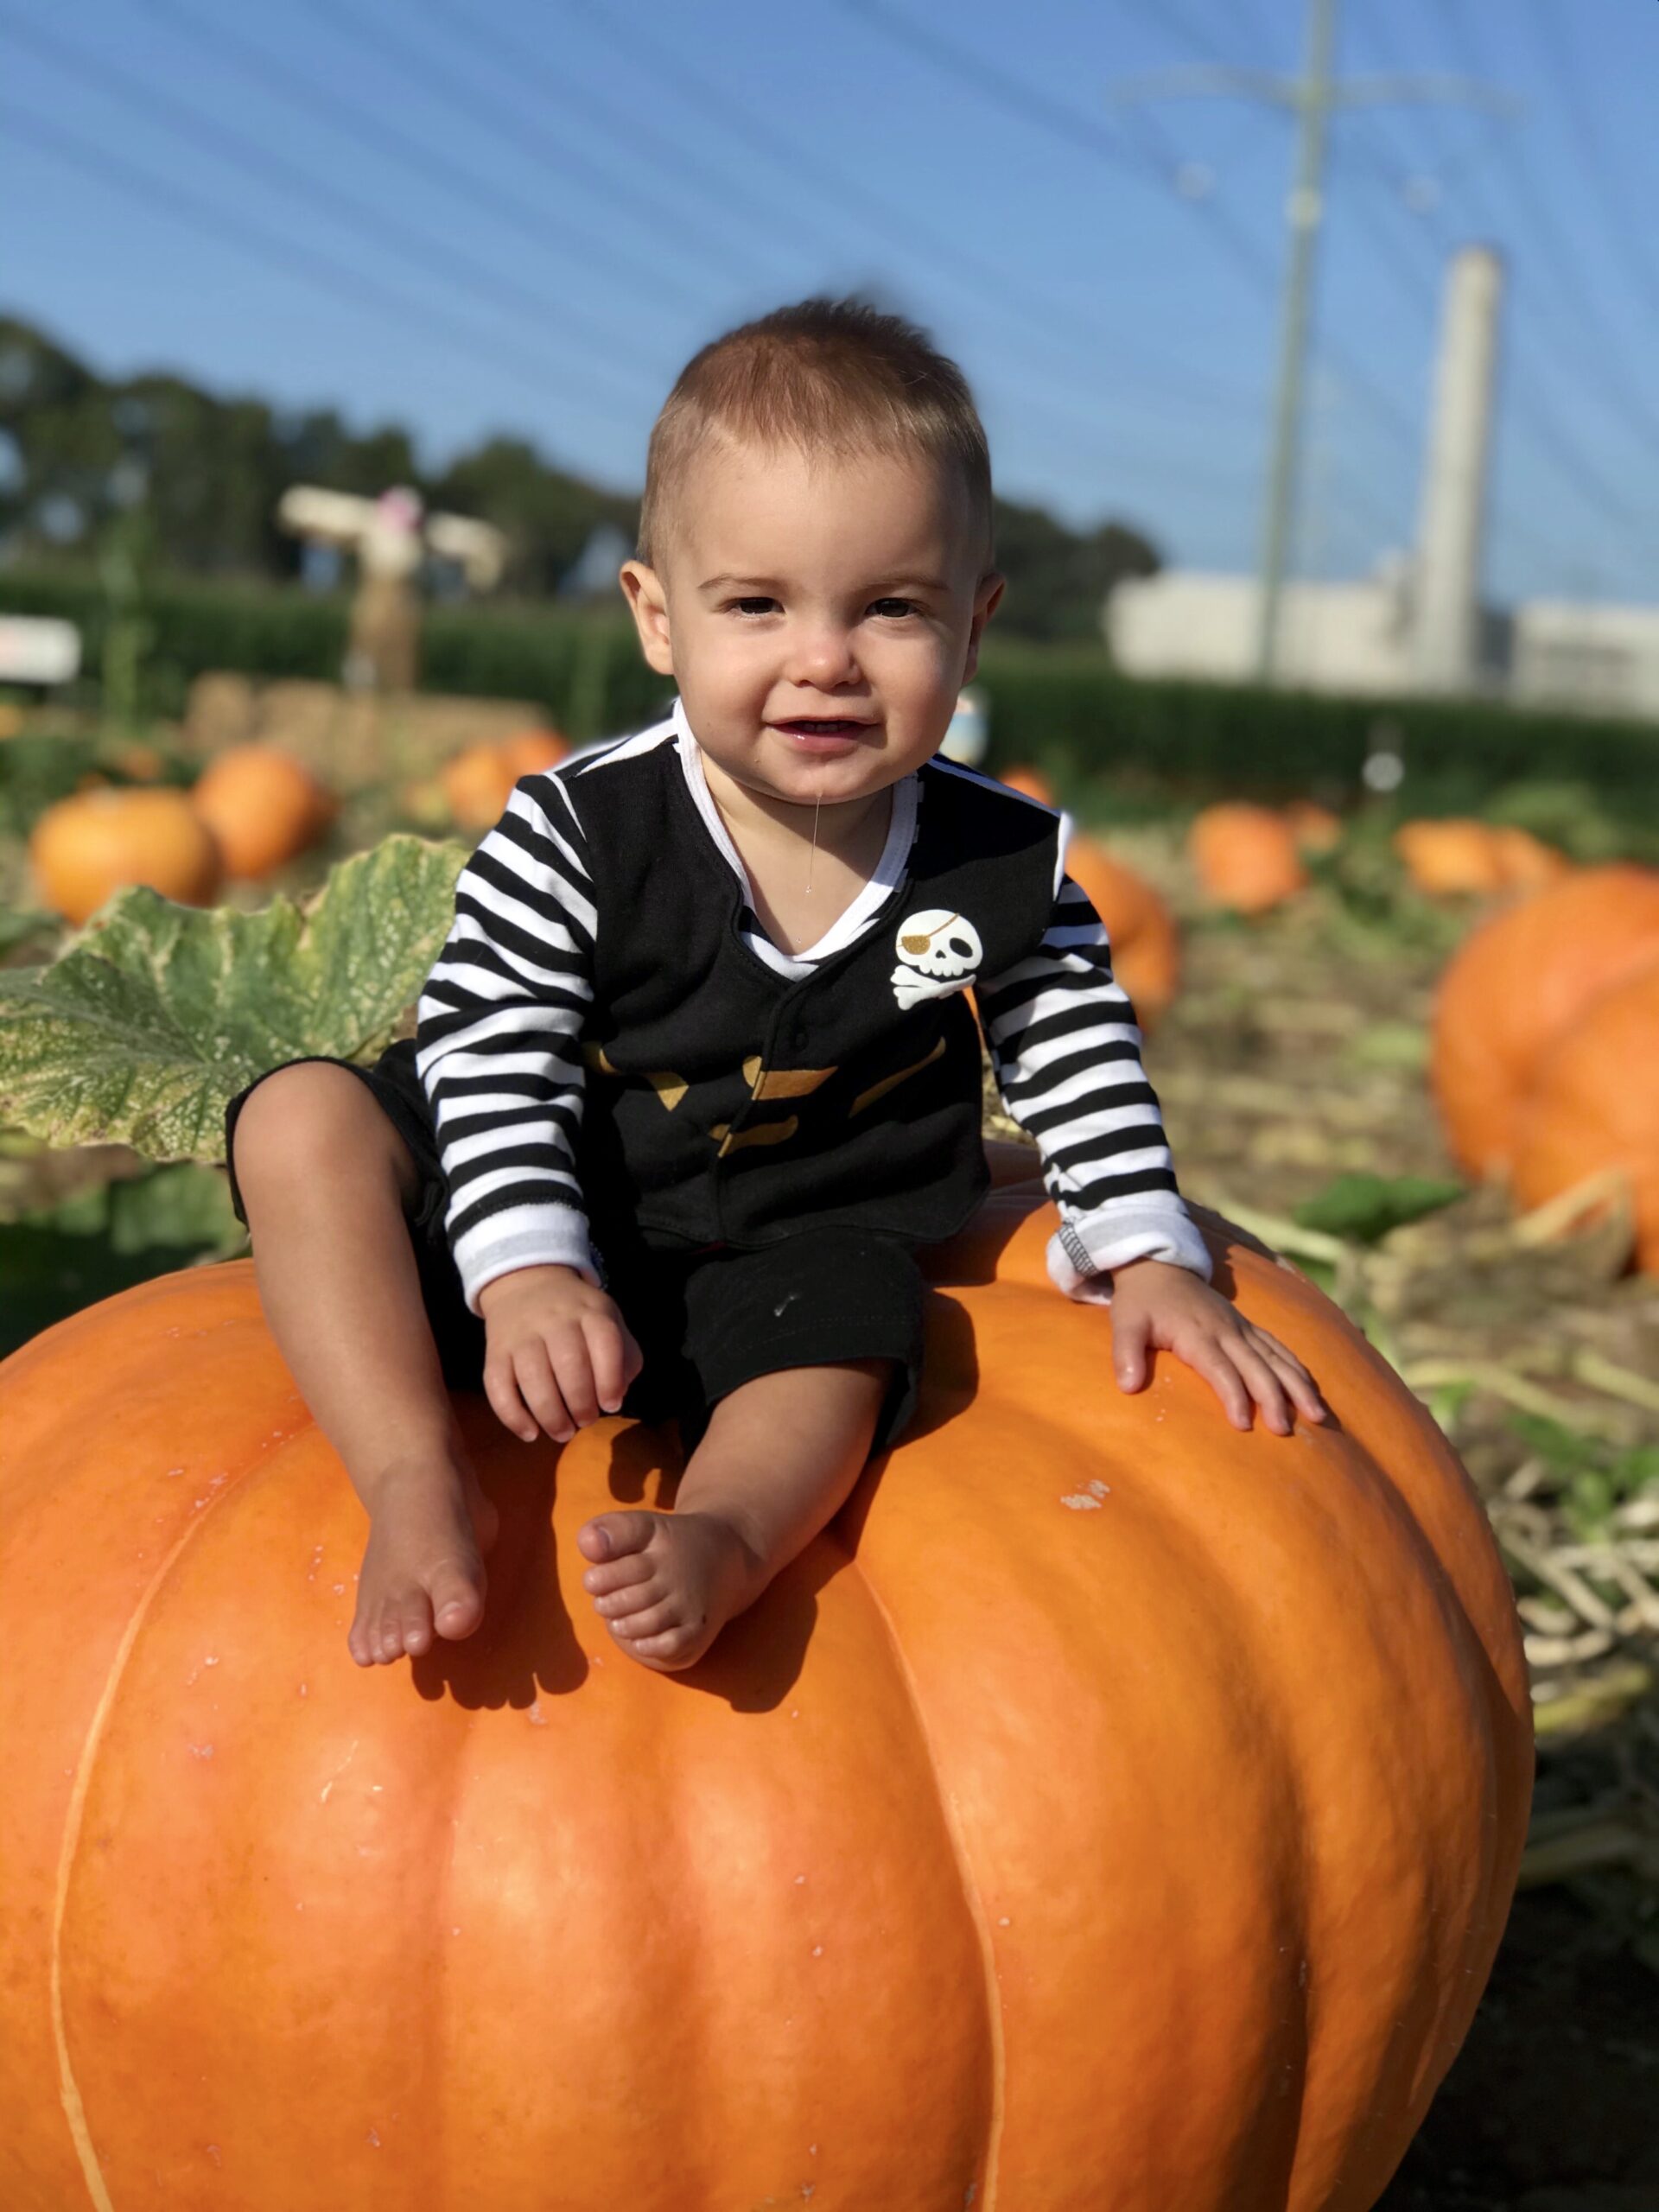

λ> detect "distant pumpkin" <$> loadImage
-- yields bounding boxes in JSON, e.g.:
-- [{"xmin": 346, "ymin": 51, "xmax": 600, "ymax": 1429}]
[
  {"xmin": 1511, "ymin": 963, "xmax": 1659, "ymax": 1272},
  {"xmin": 1431, "ymin": 865, "xmax": 1659, "ymax": 1179},
  {"xmin": 28, "ymin": 786, "xmax": 224, "ymax": 926},
  {"xmin": 1188, "ymin": 803, "xmax": 1307, "ymax": 914},
  {"xmin": 999, "ymin": 764, "xmax": 1055, "ymax": 805},
  {"xmin": 189, "ymin": 745, "xmax": 336, "ymax": 880},
  {"xmin": 1065, "ymin": 834, "xmax": 1180, "ymax": 1029},
  {"xmin": 1489, "ymin": 825, "xmax": 1573, "ymax": 892},
  {"xmin": 1395, "ymin": 818, "xmax": 1568, "ymax": 897},
  {"xmin": 441, "ymin": 728, "xmax": 570, "ymax": 831},
  {"xmin": 1283, "ymin": 800, "xmax": 1342, "ymax": 855},
  {"xmin": 110, "ymin": 742, "xmax": 166, "ymax": 783}
]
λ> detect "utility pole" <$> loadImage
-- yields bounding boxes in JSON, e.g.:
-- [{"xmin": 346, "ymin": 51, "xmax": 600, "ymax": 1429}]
[
  {"xmin": 1108, "ymin": 4, "xmax": 1517, "ymax": 683},
  {"xmin": 1257, "ymin": 0, "xmax": 1336, "ymax": 683}
]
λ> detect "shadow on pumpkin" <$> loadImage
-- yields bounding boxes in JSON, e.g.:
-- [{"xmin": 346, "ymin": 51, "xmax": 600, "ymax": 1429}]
[
  {"xmin": 393, "ymin": 1188, "xmax": 1287, "ymax": 1719},
  {"xmin": 399, "ymin": 1287, "xmax": 988, "ymax": 1717}
]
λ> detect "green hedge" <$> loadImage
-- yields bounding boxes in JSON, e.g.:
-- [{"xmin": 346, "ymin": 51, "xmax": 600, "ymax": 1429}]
[
  {"xmin": 5, "ymin": 568, "xmax": 1657, "ymax": 802},
  {"xmin": 975, "ymin": 641, "xmax": 1659, "ymax": 808}
]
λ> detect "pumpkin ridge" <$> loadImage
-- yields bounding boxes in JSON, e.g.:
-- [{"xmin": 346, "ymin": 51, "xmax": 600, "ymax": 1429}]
[
  {"xmin": 848, "ymin": 1555, "xmax": 1005, "ymax": 2208},
  {"xmin": 51, "ymin": 1487, "xmax": 236, "ymax": 2212}
]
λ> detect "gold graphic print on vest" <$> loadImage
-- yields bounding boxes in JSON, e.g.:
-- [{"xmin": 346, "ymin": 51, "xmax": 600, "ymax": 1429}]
[{"xmin": 585, "ymin": 1038, "xmax": 948, "ymax": 1157}]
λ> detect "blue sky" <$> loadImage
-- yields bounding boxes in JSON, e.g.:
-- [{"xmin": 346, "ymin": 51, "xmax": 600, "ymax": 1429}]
[{"xmin": 3, "ymin": 0, "xmax": 1656, "ymax": 607}]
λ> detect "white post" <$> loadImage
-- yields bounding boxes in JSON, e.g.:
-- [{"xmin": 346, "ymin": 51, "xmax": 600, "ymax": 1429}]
[{"xmin": 1413, "ymin": 245, "xmax": 1504, "ymax": 692}]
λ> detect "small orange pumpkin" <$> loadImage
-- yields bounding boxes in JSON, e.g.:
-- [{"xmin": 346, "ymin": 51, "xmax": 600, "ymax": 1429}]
[
  {"xmin": 1489, "ymin": 824, "xmax": 1573, "ymax": 891},
  {"xmin": 109, "ymin": 742, "xmax": 166, "ymax": 783},
  {"xmin": 999, "ymin": 764, "xmax": 1054, "ymax": 804},
  {"xmin": 1395, "ymin": 819, "xmax": 1569, "ymax": 897},
  {"xmin": 189, "ymin": 745, "xmax": 336, "ymax": 880},
  {"xmin": 1431, "ymin": 864, "xmax": 1659, "ymax": 1179},
  {"xmin": 0, "ymin": 1192, "xmax": 1529, "ymax": 2209},
  {"xmin": 441, "ymin": 728, "xmax": 569, "ymax": 831},
  {"xmin": 1188, "ymin": 802, "xmax": 1307, "ymax": 914},
  {"xmin": 1283, "ymin": 800, "xmax": 1342, "ymax": 855},
  {"xmin": 1511, "ymin": 961, "xmax": 1659, "ymax": 1271},
  {"xmin": 1394, "ymin": 819, "xmax": 1507, "ymax": 896},
  {"xmin": 1065, "ymin": 833, "xmax": 1180, "ymax": 1029},
  {"xmin": 27, "ymin": 786, "xmax": 224, "ymax": 925}
]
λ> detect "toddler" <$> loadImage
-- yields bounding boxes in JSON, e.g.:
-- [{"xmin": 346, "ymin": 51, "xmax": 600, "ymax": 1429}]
[{"xmin": 226, "ymin": 298, "xmax": 1325, "ymax": 1675}]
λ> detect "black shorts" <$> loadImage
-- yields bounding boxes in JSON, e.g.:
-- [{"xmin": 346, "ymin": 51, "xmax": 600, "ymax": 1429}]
[{"xmin": 224, "ymin": 1041, "xmax": 927, "ymax": 1452}]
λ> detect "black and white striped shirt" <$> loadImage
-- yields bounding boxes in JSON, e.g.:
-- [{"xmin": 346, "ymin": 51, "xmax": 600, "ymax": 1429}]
[{"xmin": 416, "ymin": 702, "xmax": 1210, "ymax": 1314}]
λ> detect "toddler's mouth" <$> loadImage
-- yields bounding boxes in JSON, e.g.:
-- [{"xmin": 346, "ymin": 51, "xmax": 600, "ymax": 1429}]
[{"xmin": 772, "ymin": 718, "xmax": 873, "ymax": 736}]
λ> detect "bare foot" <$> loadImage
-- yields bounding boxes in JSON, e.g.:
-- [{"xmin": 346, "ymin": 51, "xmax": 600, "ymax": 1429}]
[
  {"xmin": 576, "ymin": 1508, "xmax": 766, "ymax": 1672},
  {"xmin": 348, "ymin": 1452, "xmax": 500, "ymax": 1667}
]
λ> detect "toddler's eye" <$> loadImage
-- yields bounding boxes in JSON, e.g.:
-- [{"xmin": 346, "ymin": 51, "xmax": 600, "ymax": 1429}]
[
  {"xmin": 869, "ymin": 598, "xmax": 918, "ymax": 619},
  {"xmin": 728, "ymin": 597, "xmax": 779, "ymax": 616}
]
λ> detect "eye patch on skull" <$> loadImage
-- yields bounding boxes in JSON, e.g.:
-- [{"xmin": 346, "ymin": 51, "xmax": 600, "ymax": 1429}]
[{"xmin": 891, "ymin": 908, "xmax": 982, "ymax": 1009}]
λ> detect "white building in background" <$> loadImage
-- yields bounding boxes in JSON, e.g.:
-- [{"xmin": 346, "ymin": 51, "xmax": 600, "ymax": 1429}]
[
  {"xmin": 1106, "ymin": 246, "xmax": 1659, "ymax": 721},
  {"xmin": 1510, "ymin": 601, "xmax": 1659, "ymax": 718},
  {"xmin": 1109, "ymin": 562, "xmax": 1417, "ymax": 697}
]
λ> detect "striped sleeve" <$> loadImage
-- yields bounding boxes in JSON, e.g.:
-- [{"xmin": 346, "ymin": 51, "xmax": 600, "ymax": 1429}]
[
  {"xmin": 977, "ymin": 868, "xmax": 1211, "ymax": 1302},
  {"xmin": 414, "ymin": 773, "xmax": 599, "ymax": 1316}
]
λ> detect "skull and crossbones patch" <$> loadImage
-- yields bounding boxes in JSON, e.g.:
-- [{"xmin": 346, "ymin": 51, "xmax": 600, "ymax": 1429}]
[{"xmin": 891, "ymin": 909, "xmax": 982, "ymax": 1009}]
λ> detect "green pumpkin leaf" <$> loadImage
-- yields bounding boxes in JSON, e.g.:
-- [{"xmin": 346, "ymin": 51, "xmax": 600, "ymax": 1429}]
[
  {"xmin": 0, "ymin": 833, "xmax": 467, "ymax": 1161},
  {"xmin": 1292, "ymin": 1171, "xmax": 1465, "ymax": 1246}
]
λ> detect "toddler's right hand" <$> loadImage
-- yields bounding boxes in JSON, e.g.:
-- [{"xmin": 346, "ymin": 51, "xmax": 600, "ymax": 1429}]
[{"xmin": 475, "ymin": 1265, "xmax": 643, "ymax": 1444}]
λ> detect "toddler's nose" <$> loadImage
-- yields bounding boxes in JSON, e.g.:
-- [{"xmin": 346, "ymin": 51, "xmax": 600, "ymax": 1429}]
[{"xmin": 787, "ymin": 626, "xmax": 861, "ymax": 689}]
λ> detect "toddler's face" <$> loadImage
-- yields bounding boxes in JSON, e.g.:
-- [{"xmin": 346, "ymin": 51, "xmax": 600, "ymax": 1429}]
[{"xmin": 620, "ymin": 436, "xmax": 1003, "ymax": 809}]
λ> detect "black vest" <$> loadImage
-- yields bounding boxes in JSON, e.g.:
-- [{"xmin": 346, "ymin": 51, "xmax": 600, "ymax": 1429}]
[{"xmin": 563, "ymin": 743, "xmax": 1061, "ymax": 1252}]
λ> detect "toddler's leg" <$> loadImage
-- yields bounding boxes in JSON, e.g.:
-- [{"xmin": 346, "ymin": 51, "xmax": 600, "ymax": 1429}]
[
  {"xmin": 575, "ymin": 1360, "xmax": 889, "ymax": 1673},
  {"xmin": 230, "ymin": 1062, "xmax": 499, "ymax": 1667}
]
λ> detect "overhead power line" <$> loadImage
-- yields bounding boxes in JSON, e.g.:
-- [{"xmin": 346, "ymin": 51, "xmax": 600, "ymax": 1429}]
[
  {"xmin": 0, "ymin": 98, "xmax": 643, "ymax": 435},
  {"xmin": 828, "ymin": 0, "xmax": 1434, "ymax": 479},
  {"xmin": 1434, "ymin": 0, "xmax": 1659, "ymax": 455},
  {"xmin": 1529, "ymin": 0, "xmax": 1659, "ymax": 325},
  {"xmin": 1, "ymin": 8, "xmax": 665, "ymax": 404},
  {"xmin": 1342, "ymin": 2, "xmax": 1656, "ymax": 562},
  {"xmin": 136, "ymin": 0, "xmax": 713, "ymax": 320},
  {"xmin": 445, "ymin": 0, "xmax": 1256, "ymax": 416},
  {"xmin": 295, "ymin": 0, "xmax": 765, "ymax": 291},
  {"xmin": 383, "ymin": 0, "xmax": 1283, "ymax": 522},
  {"xmin": 413, "ymin": 0, "xmax": 803, "ymax": 288}
]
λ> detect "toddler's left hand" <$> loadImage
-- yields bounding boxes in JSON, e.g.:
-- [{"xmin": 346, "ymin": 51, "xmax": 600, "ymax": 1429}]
[{"xmin": 1108, "ymin": 1259, "xmax": 1329, "ymax": 1436}]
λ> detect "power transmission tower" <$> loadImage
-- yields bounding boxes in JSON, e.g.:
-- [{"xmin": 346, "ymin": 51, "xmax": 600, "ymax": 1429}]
[{"xmin": 1109, "ymin": 0, "xmax": 1516, "ymax": 682}]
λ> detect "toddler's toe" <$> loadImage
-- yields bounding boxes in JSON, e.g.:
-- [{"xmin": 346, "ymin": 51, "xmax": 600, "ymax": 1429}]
[
  {"xmin": 577, "ymin": 1509, "xmax": 665, "ymax": 1566},
  {"xmin": 429, "ymin": 1558, "xmax": 486, "ymax": 1643}
]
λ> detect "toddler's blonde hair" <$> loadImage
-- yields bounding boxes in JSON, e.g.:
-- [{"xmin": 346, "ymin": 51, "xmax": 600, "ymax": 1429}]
[{"xmin": 637, "ymin": 296, "xmax": 994, "ymax": 574}]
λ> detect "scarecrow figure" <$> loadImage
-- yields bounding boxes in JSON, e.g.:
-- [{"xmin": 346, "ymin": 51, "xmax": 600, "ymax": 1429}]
[{"xmin": 276, "ymin": 484, "xmax": 508, "ymax": 692}]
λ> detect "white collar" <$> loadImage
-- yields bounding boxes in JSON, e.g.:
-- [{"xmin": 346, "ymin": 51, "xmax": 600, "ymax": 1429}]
[{"xmin": 671, "ymin": 697, "xmax": 918, "ymax": 964}]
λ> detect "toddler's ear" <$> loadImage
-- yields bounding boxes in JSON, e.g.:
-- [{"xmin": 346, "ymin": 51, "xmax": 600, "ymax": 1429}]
[
  {"xmin": 963, "ymin": 571, "xmax": 1006, "ymax": 681},
  {"xmin": 619, "ymin": 560, "xmax": 676, "ymax": 677}
]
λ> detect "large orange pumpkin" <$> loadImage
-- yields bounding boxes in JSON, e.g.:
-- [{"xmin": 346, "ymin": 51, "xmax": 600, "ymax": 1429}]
[
  {"xmin": 1511, "ymin": 962, "xmax": 1659, "ymax": 1272},
  {"xmin": 0, "ymin": 1193, "xmax": 1529, "ymax": 2210},
  {"xmin": 189, "ymin": 744, "xmax": 337, "ymax": 880},
  {"xmin": 1188, "ymin": 803, "xmax": 1307, "ymax": 914},
  {"xmin": 1431, "ymin": 864, "xmax": 1659, "ymax": 1179},
  {"xmin": 1393, "ymin": 819, "xmax": 1568, "ymax": 898},
  {"xmin": 27, "ymin": 786, "xmax": 224, "ymax": 925},
  {"xmin": 1064, "ymin": 832, "xmax": 1180, "ymax": 1028},
  {"xmin": 441, "ymin": 728, "xmax": 570, "ymax": 831}
]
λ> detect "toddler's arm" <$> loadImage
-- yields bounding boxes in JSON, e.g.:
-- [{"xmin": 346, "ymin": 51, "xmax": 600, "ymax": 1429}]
[
  {"xmin": 977, "ymin": 864, "xmax": 1209, "ymax": 1299},
  {"xmin": 979, "ymin": 859, "xmax": 1325, "ymax": 1432},
  {"xmin": 415, "ymin": 772, "xmax": 600, "ymax": 1319}
]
